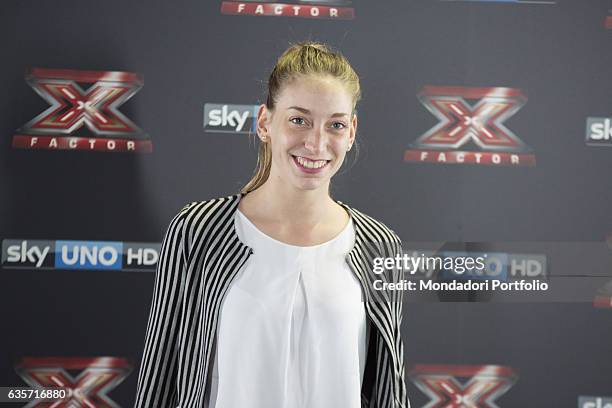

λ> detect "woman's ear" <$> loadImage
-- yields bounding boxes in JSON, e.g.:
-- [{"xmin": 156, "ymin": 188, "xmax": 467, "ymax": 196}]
[
  {"xmin": 348, "ymin": 113, "xmax": 358, "ymax": 149},
  {"xmin": 256, "ymin": 104, "xmax": 271, "ymax": 142}
]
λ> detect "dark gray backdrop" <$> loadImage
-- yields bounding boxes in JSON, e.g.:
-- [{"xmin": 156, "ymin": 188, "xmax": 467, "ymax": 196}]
[{"xmin": 1, "ymin": 0, "xmax": 611, "ymax": 406}]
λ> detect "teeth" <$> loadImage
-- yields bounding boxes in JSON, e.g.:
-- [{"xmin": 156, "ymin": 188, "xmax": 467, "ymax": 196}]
[{"xmin": 296, "ymin": 156, "xmax": 327, "ymax": 169}]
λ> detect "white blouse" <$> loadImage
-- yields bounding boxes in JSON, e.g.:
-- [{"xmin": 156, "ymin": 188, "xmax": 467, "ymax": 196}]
[{"xmin": 205, "ymin": 208, "xmax": 369, "ymax": 408}]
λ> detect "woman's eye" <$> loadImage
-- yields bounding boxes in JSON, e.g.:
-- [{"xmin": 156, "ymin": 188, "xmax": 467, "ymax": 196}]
[
  {"xmin": 290, "ymin": 117, "xmax": 306, "ymax": 125},
  {"xmin": 331, "ymin": 122, "xmax": 347, "ymax": 130}
]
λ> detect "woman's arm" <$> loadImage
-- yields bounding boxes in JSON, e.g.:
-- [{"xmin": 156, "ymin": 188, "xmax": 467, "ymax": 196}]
[{"xmin": 133, "ymin": 205, "xmax": 190, "ymax": 408}]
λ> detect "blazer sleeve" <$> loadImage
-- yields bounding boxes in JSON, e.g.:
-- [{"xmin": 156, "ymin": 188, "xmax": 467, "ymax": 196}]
[
  {"xmin": 391, "ymin": 231, "xmax": 411, "ymax": 408},
  {"xmin": 133, "ymin": 204, "xmax": 191, "ymax": 408}
]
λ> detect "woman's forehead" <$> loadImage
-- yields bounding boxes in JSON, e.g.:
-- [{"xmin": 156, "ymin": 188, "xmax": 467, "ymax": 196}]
[{"xmin": 276, "ymin": 76, "xmax": 353, "ymax": 114}]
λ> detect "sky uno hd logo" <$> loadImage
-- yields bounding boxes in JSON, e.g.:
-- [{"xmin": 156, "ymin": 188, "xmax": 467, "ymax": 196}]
[
  {"xmin": 409, "ymin": 364, "xmax": 517, "ymax": 408},
  {"xmin": 1, "ymin": 239, "xmax": 160, "ymax": 271},
  {"xmin": 204, "ymin": 103, "xmax": 258, "ymax": 133},
  {"xmin": 405, "ymin": 86, "xmax": 535, "ymax": 166},
  {"xmin": 586, "ymin": 117, "xmax": 612, "ymax": 146},
  {"xmin": 220, "ymin": 0, "xmax": 354, "ymax": 19},
  {"xmin": 440, "ymin": 251, "xmax": 546, "ymax": 281},
  {"xmin": 403, "ymin": 250, "xmax": 547, "ymax": 281},
  {"xmin": 13, "ymin": 68, "xmax": 151, "ymax": 153}
]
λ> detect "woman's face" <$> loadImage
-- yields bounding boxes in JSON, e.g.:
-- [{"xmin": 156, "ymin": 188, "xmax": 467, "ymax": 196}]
[{"xmin": 257, "ymin": 74, "xmax": 357, "ymax": 192}]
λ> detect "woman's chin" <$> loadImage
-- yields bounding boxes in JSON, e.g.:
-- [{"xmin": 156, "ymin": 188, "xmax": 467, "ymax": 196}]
[{"xmin": 290, "ymin": 178, "xmax": 328, "ymax": 192}]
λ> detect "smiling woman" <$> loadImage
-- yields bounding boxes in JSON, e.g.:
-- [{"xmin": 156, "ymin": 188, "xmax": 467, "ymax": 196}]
[
  {"xmin": 133, "ymin": 41, "xmax": 410, "ymax": 408},
  {"xmin": 244, "ymin": 73, "xmax": 355, "ymax": 200},
  {"xmin": 241, "ymin": 42, "xmax": 360, "ymax": 196}
]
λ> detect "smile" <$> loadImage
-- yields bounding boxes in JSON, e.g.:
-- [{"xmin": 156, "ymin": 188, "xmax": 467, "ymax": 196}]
[{"xmin": 291, "ymin": 155, "xmax": 330, "ymax": 172}]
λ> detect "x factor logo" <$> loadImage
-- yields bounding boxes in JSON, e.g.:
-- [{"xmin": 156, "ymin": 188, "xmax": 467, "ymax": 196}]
[
  {"xmin": 405, "ymin": 86, "xmax": 535, "ymax": 166},
  {"xmin": 409, "ymin": 364, "xmax": 517, "ymax": 408},
  {"xmin": 220, "ymin": 0, "xmax": 354, "ymax": 19},
  {"xmin": 15, "ymin": 357, "xmax": 132, "ymax": 407},
  {"xmin": 13, "ymin": 68, "xmax": 152, "ymax": 153}
]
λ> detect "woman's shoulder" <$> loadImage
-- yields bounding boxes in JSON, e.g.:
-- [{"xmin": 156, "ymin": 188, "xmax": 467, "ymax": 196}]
[
  {"xmin": 166, "ymin": 194, "xmax": 242, "ymax": 253},
  {"xmin": 340, "ymin": 201, "xmax": 402, "ymax": 246},
  {"xmin": 173, "ymin": 193, "xmax": 242, "ymax": 223}
]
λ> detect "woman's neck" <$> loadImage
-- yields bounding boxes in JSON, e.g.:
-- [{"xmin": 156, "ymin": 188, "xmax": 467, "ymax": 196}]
[{"xmin": 240, "ymin": 181, "xmax": 339, "ymax": 228}]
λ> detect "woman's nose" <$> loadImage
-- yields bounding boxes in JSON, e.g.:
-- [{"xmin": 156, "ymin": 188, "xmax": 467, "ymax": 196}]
[{"xmin": 303, "ymin": 127, "xmax": 326, "ymax": 153}]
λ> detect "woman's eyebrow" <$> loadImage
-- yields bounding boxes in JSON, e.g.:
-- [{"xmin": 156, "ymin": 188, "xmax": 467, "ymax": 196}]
[{"xmin": 287, "ymin": 106, "xmax": 348, "ymax": 118}]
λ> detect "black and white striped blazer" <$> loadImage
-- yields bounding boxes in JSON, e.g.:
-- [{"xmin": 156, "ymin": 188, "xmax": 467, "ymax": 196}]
[{"xmin": 134, "ymin": 193, "xmax": 410, "ymax": 408}]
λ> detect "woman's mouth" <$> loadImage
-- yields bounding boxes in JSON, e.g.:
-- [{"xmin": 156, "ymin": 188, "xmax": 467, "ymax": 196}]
[{"xmin": 291, "ymin": 155, "xmax": 330, "ymax": 173}]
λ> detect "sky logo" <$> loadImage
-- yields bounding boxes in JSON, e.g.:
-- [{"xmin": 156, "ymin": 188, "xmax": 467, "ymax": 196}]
[
  {"xmin": 586, "ymin": 117, "xmax": 612, "ymax": 146},
  {"xmin": 578, "ymin": 396, "xmax": 612, "ymax": 408},
  {"xmin": 204, "ymin": 104, "xmax": 258, "ymax": 134}
]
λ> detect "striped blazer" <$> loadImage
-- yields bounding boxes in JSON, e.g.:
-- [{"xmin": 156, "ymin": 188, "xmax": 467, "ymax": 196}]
[{"xmin": 134, "ymin": 193, "xmax": 410, "ymax": 408}]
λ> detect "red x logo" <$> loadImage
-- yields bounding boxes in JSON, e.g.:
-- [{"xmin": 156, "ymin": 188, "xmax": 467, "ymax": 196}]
[
  {"xmin": 15, "ymin": 357, "xmax": 132, "ymax": 408},
  {"xmin": 409, "ymin": 364, "xmax": 517, "ymax": 408},
  {"xmin": 18, "ymin": 68, "xmax": 145, "ymax": 138},
  {"xmin": 13, "ymin": 68, "xmax": 152, "ymax": 152},
  {"xmin": 414, "ymin": 86, "xmax": 528, "ymax": 152}
]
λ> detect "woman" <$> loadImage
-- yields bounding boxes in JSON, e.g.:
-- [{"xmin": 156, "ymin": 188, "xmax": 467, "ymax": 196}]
[{"xmin": 134, "ymin": 41, "xmax": 410, "ymax": 408}]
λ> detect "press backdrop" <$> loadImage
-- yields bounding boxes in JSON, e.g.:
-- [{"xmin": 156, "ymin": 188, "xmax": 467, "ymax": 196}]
[{"xmin": 1, "ymin": 0, "xmax": 612, "ymax": 407}]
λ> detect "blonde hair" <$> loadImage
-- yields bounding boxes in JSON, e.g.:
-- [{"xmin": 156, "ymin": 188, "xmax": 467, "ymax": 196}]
[{"xmin": 241, "ymin": 41, "xmax": 361, "ymax": 194}]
